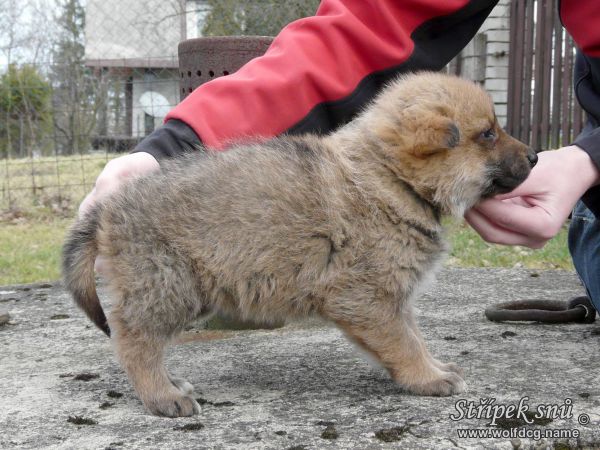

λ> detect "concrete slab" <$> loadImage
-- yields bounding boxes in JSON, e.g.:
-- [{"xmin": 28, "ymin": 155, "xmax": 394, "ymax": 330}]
[{"xmin": 1, "ymin": 268, "xmax": 599, "ymax": 449}]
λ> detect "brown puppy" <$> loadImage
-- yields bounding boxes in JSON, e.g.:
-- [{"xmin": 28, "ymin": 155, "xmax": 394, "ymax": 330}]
[{"xmin": 63, "ymin": 72, "xmax": 536, "ymax": 417}]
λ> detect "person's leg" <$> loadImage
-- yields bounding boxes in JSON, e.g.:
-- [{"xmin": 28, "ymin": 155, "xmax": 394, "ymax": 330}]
[{"xmin": 568, "ymin": 200, "xmax": 600, "ymax": 310}]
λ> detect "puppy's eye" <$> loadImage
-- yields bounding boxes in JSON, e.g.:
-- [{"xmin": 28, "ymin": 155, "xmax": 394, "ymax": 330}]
[{"xmin": 480, "ymin": 128, "xmax": 496, "ymax": 141}]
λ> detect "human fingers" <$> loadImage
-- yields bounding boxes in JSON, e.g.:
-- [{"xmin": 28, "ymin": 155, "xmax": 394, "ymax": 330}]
[
  {"xmin": 473, "ymin": 198, "xmax": 561, "ymax": 243},
  {"xmin": 464, "ymin": 207, "xmax": 548, "ymax": 249},
  {"xmin": 78, "ymin": 152, "xmax": 159, "ymax": 218}
]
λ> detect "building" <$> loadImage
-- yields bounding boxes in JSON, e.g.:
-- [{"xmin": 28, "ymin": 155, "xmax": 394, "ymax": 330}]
[{"xmin": 84, "ymin": 0, "xmax": 209, "ymax": 148}]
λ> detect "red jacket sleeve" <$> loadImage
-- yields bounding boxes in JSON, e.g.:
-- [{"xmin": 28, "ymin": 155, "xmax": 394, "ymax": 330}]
[
  {"xmin": 162, "ymin": 0, "xmax": 497, "ymax": 151},
  {"xmin": 561, "ymin": 0, "xmax": 600, "ymax": 215}
]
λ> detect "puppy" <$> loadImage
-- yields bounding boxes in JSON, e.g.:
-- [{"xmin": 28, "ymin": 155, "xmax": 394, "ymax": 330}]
[{"xmin": 63, "ymin": 72, "xmax": 536, "ymax": 417}]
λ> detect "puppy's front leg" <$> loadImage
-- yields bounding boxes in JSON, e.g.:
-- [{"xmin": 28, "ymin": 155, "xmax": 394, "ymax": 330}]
[
  {"xmin": 326, "ymin": 301, "xmax": 465, "ymax": 396},
  {"xmin": 403, "ymin": 309, "xmax": 465, "ymax": 379}
]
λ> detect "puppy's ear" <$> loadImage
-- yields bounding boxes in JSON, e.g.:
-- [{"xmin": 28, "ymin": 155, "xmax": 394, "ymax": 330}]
[{"xmin": 376, "ymin": 103, "xmax": 460, "ymax": 157}]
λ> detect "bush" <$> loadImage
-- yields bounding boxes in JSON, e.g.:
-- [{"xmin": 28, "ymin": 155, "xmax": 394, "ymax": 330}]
[{"xmin": 0, "ymin": 64, "xmax": 52, "ymax": 158}]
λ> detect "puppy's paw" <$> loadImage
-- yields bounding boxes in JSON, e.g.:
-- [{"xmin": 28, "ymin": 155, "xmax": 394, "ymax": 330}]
[
  {"xmin": 169, "ymin": 376, "xmax": 195, "ymax": 395},
  {"xmin": 406, "ymin": 371, "xmax": 466, "ymax": 397},
  {"xmin": 146, "ymin": 392, "xmax": 201, "ymax": 417},
  {"xmin": 433, "ymin": 360, "xmax": 464, "ymax": 377}
]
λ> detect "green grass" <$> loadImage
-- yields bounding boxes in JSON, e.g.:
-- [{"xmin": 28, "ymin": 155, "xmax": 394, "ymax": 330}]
[
  {"xmin": 1, "ymin": 153, "xmax": 118, "ymax": 214},
  {"xmin": 0, "ymin": 218, "xmax": 71, "ymax": 285},
  {"xmin": 0, "ymin": 152, "xmax": 117, "ymax": 285},
  {"xmin": 445, "ymin": 219, "xmax": 573, "ymax": 270}
]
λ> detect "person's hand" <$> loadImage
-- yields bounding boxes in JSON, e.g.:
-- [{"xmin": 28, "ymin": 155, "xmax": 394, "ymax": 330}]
[
  {"xmin": 78, "ymin": 152, "xmax": 160, "ymax": 274},
  {"xmin": 465, "ymin": 146, "xmax": 600, "ymax": 249},
  {"xmin": 78, "ymin": 152, "xmax": 160, "ymax": 217}
]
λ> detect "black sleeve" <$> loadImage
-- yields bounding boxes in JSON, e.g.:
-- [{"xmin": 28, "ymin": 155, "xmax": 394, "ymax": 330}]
[
  {"xmin": 573, "ymin": 51, "xmax": 600, "ymax": 216},
  {"xmin": 132, "ymin": 119, "xmax": 203, "ymax": 161}
]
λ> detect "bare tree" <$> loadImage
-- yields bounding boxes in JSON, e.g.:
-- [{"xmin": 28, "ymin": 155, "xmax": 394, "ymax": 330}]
[
  {"xmin": 202, "ymin": 0, "xmax": 320, "ymax": 37},
  {"xmin": 0, "ymin": 0, "xmax": 25, "ymax": 66},
  {"xmin": 0, "ymin": 0, "xmax": 57, "ymax": 67},
  {"xmin": 50, "ymin": 0, "xmax": 99, "ymax": 155},
  {"xmin": 26, "ymin": 0, "xmax": 60, "ymax": 69}
]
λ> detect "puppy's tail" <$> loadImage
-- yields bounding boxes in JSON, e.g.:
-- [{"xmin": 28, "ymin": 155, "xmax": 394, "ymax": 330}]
[{"xmin": 62, "ymin": 206, "xmax": 110, "ymax": 337}]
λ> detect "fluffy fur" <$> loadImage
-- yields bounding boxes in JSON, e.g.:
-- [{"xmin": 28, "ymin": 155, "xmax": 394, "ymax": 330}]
[{"xmin": 63, "ymin": 72, "xmax": 536, "ymax": 417}]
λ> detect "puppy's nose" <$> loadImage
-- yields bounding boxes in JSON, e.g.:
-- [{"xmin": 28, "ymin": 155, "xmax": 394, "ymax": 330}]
[{"xmin": 526, "ymin": 148, "xmax": 538, "ymax": 167}]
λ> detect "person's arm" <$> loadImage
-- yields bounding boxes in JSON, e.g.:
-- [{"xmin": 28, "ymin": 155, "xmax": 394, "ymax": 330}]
[
  {"xmin": 563, "ymin": 0, "xmax": 600, "ymax": 215},
  {"xmin": 143, "ymin": 0, "xmax": 499, "ymax": 155},
  {"xmin": 134, "ymin": 119, "xmax": 202, "ymax": 158},
  {"xmin": 466, "ymin": 0, "xmax": 600, "ymax": 247}
]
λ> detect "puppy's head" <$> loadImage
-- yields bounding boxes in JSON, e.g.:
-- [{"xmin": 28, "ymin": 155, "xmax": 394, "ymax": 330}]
[{"xmin": 369, "ymin": 72, "xmax": 536, "ymax": 217}]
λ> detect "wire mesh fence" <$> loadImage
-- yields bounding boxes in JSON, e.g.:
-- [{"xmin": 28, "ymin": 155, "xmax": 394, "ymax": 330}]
[{"xmin": 0, "ymin": 0, "xmax": 319, "ymax": 216}]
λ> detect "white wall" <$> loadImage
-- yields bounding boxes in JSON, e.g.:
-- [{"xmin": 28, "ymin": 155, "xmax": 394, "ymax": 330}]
[
  {"xmin": 454, "ymin": 1, "xmax": 510, "ymax": 126},
  {"xmin": 480, "ymin": 0, "xmax": 510, "ymax": 126}
]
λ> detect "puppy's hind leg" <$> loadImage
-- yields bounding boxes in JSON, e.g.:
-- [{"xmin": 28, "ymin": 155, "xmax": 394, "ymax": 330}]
[{"xmin": 110, "ymin": 311, "xmax": 201, "ymax": 417}]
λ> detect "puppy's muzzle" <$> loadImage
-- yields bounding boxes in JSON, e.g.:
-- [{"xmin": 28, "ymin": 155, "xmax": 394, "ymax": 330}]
[{"xmin": 484, "ymin": 145, "xmax": 534, "ymax": 197}]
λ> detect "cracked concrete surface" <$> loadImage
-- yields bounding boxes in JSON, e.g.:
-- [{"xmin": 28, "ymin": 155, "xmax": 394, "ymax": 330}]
[{"xmin": 1, "ymin": 268, "xmax": 599, "ymax": 449}]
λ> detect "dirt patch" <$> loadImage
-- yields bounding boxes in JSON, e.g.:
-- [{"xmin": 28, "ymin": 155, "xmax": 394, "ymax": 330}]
[
  {"xmin": 50, "ymin": 314, "xmax": 70, "ymax": 320},
  {"xmin": 0, "ymin": 312, "xmax": 10, "ymax": 326},
  {"xmin": 195, "ymin": 397, "xmax": 235, "ymax": 407},
  {"xmin": 73, "ymin": 372, "xmax": 100, "ymax": 381},
  {"xmin": 320, "ymin": 425, "xmax": 338, "ymax": 440},
  {"xmin": 67, "ymin": 416, "xmax": 97, "ymax": 426},
  {"xmin": 374, "ymin": 425, "xmax": 410, "ymax": 442},
  {"xmin": 173, "ymin": 422, "xmax": 204, "ymax": 432},
  {"xmin": 314, "ymin": 420, "xmax": 334, "ymax": 426},
  {"xmin": 494, "ymin": 411, "xmax": 553, "ymax": 429}
]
